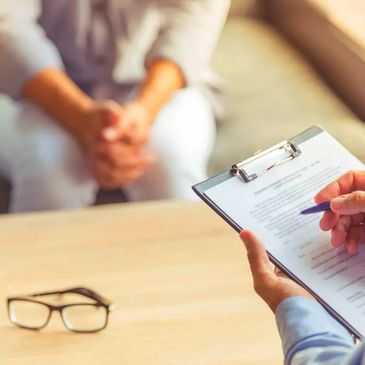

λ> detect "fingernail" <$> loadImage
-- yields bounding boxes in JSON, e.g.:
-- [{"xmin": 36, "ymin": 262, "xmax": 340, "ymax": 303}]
[
  {"xmin": 102, "ymin": 127, "xmax": 118, "ymax": 140},
  {"xmin": 240, "ymin": 231, "xmax": 249, "ymax": 248}
]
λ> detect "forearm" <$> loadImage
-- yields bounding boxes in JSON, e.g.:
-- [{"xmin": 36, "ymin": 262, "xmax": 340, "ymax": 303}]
[
  {"xmin": 137, "ymin": 59, "xmax": 185, "ymax": 122},
  {"xmin": 23, "ymin": 68, "xmax": 92, "ymax": 144}
]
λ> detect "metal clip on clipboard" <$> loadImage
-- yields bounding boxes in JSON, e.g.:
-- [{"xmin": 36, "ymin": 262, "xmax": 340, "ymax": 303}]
[{"xmin": 231, "ymin": 140, "xmax": 301, "ymax": 182}]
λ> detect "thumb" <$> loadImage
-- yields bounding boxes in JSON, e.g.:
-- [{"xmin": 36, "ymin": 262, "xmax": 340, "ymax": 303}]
[
  {"xmin": 331, "ymin": 191, "xmax": 365, "ymax": 215},
  {"xmin": 98, "ymin": 104, "xmax": 125, "ymax": 142},
  {"xmin": 239, "ymin": 230, "xmax": 272, "ymax": 280}
]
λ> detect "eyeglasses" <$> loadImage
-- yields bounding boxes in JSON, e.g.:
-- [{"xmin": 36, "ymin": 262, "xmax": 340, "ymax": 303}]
[{"xmin": 7, "ymin": 287, "xmax": 113, "ymax": 333}]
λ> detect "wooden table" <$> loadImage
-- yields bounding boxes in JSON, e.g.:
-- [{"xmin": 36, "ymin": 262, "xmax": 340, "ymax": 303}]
[{"xmin": 0, "ymin": 201, "xmax": 282, "ymax": 364}]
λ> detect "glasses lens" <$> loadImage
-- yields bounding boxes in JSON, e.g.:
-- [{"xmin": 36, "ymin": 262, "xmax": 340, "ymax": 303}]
[
  {"xmin": 62, "ymin": 304, "xmax": 107, "ymax": 332},
  {"xmin": 9, "ymin": 300, "xmax": 50, "ymax": 329}
]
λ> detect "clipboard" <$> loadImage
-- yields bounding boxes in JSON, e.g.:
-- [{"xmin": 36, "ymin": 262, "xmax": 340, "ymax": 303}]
[{"xmin": 193, "ymin": 125, "xmax": 365, "ymax": 339}]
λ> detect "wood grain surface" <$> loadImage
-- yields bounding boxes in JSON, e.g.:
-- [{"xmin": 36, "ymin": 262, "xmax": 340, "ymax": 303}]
[{"xmin": 0, "ymin": 201, "xmax": 283, "ymax": 364}]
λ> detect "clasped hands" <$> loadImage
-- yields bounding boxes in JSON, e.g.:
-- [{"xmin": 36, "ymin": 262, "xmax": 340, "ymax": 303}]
[
  {"xmin": 82, "ymin": 100, "xmax": 155, "ymax": 189},
  {"xmin": 240, "ymin": 170, "xmax": 365, "ymax": 312}
]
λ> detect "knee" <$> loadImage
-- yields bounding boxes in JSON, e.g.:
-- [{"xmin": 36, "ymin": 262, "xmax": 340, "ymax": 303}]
[
  {"xmin": 13, "ymin": 102, "xmax": 91, "ymax": 183},
  {"xmin": 8, "ymin": 103, "xmax": 96, "ymax": 211},
  {"xmin": 11, "ymin": 166, "xmax": 96, "ymax": 212},
  {"xmin": 11, "ymin": 139, "xmax": 96, "ymax": 211},
  {"xmin": 150, "ymin": 90, "xmax": 215, "ymax": 163}
]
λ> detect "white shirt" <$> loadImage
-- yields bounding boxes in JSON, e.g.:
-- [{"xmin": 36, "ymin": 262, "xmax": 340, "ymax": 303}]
[{"xmin": 0, "ymin": 0, "xmax": 230, "ymax": 98}]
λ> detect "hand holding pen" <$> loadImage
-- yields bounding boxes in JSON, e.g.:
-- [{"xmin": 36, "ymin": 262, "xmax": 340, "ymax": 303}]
[{"xmin": 304, "ymin": 170, "xmax": 365, "ymax": 253}]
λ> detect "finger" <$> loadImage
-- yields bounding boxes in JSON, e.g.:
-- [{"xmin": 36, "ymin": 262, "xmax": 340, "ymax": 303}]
[
  {"xmin": 98, "ymin": 149, "xmax": 154, "ymax": 170},
  {"xmin": 119, "ymin": 154, "xmax": 155, "ymax": 170},
  {"xmin": 337, "ymin": 171, "xmax": 365, "ymax": 193},
  {"xmin": 97, "ymin": 150, "xmax": 143, "ymax": 169},
  {"xmin": 101, "ymin": 127, "xmax": 120, "ymax": 142},
  {"xmin": 120, "ymin": 119, "xmax": 150, "ymax": 145},
  {"xmin": 345, "ymin": 226, "xmax": 365, "ymax": 253},
  {"xmin": 120, "ymin": 165, "xmax": 149, "ymax": 182},
  {"xmin": 96, "ymin": 101, "xmax": 125, "ymax": 142},
  {"xmin": 330, "ymin": 191, "xmax": 365, "ymax": 215},
  {"xmin": 315, "ymin": 171, "xmax": 365, "ymax": 203},
  {"xmin": 330, "ymin": 214, "xmax": 365, "ymax": 248},
  {"xmin": 331, "ymin": 215, "xmax": 351, "ymax": 248},
  {"xmin": 319, "ymin": 211, "xmax": 339, "ymax": 231},
  {"xmin": 124, "ymin": 130, "xmax": 150, "ymax": 146},
  {"xmin": 113, "ymin": 161, "xmax": 151, "ymax": 184},
  {"xmin": 95, "ymin": 156, "xmax": 149, "ymax": 178},
  {"xmin": 92, "ymin": 165, "xmax": 132, "ymax": 189},
  {"xmin": 99, "ymin": 104, "xmax": 121, "ymax": 125},
  {"xmin": 92, "ymin": 140, "xmax": 131, "ymax": 154},
  {"xmin": 101, "ymin": 122, "xmax": 127, "ymax": 142},
  {"xmin": 92, "ymin": 142, "xmax": 143, "ymax": 168},
  {"xmin": 315, "ymin": 181, "xmax": 341, "ymax": 204},
  {"xmin": 350, "ymin": 213, "xmax": 365, "ymax": 226},
  {"xmin": 91, "ymin": 158, "xmax": 152, "ymax": 188},
  {"xmin": 240, "ymin": 230, "xmax": 273, "ymax": 279},
  {"xmin": 91, "ymin": 160, "xmax": 117, "ymax": 189}
]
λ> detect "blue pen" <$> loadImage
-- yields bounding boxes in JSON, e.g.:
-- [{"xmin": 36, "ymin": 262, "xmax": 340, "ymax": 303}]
[{"xmin": 300, "ymin": 201, "xmax": 331, "ymax": 215}]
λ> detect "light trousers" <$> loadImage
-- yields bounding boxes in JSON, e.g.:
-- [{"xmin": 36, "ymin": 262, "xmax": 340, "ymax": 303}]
[{"xmin": 0, "ymin": 87, "xmax": 215, "ymax": 213}]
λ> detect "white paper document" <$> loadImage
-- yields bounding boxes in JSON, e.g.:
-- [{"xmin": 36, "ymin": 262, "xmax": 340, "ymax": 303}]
[{"xmin": 205, "ymin": 131, "xmax": 365, "ymax": 337}]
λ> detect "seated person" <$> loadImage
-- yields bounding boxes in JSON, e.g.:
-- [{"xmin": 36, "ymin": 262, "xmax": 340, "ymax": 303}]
[
  {"xmin": 0, "ymin": 0, "xmax": 230, "ymax": 212},
  {"xmin": 240, "ymin": 170, "xmax": 365, "ymax": 365}
]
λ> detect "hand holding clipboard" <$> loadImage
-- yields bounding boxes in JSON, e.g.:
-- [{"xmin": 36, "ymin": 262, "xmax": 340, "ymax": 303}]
[{"xmin": 193, "ymin": 126, "xmax": 365, "ymax": 339}]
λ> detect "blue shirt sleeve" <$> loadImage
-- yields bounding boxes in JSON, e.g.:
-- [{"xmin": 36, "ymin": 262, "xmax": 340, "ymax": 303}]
[{"xmin": 275, "ymin": 296, "xmax": 365, "ymax": 365}]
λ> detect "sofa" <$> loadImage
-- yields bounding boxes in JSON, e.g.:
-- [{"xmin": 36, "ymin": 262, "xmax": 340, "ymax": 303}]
[{"xmin": 210, "ymin": 0, "xmax": 365, "ymax": 176}]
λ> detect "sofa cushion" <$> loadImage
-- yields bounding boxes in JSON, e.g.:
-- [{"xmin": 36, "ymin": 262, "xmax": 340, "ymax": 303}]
[{"xmin": 210, "ymin": 16, "xmax": 365, "ymax": 175}]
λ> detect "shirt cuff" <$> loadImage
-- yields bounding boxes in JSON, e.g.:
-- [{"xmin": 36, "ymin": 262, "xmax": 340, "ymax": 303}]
[{"xmin": 275, "ymin": 297, "xmax": 354, "ymax": 359}]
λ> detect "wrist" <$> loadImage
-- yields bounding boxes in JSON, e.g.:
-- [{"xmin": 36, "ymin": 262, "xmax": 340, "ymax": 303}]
[
  {"xmin": 260, "ymin": 278, "xmax": 314, "ymax": 313},
  {"xmin": 134, "ymin": 97, "xmax": 159, "ymax": 125},
  {"xmin": 23, "ymin": 69, "xmax": 94, "ymax": 146},
  {"xmin": 66, "ymin": 99, "xmax": 95, "ymax": 147},
  {"xmin": 126, "ymin": 99, "xmax": 156, "ymax": 126},
  {"xmin": 136, "ymin": 60, "xmax": 184, "ymax": 123}
]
